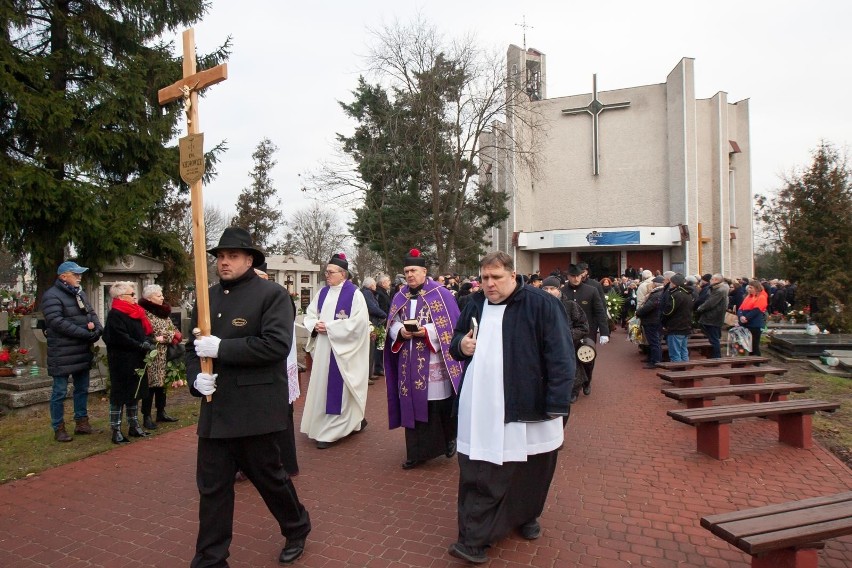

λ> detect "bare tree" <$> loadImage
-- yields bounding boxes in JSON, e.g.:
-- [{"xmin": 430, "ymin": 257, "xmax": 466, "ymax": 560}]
[
  {"xmin": 286, "ymin": 203, "xmax": 348, "ymax": 266},
  {"xmin": 303, "ymin": 16, "xmax": 543, "ymax": 273},
  {"xmin": 348, "ymin": 244, "xmax": 385, "ymax": 285},
  {"xmin": 179, "ymin": 204, "xmax": 233, "ymax": 253}
]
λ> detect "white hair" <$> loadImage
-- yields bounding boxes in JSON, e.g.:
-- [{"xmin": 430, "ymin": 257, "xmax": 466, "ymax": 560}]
[
  {"xmin": 362, "ymin": 277, "xmax": 376, "ymax": 288},
  {"xmin": 109, "ymin": 281, "xmax": 135, "ymax": 298},
  {"xmin": 642, "ymin": 270, "xmax": 653, "ymax": 280},
  {"xmin": 142, "ymin": 284, "xmax": 162, "ymax": 299}
]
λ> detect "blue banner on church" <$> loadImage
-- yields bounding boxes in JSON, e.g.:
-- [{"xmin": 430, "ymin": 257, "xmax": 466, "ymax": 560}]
[{"xmin": 585, "ymin": 230, "xmax": 640, "ymax": 245}]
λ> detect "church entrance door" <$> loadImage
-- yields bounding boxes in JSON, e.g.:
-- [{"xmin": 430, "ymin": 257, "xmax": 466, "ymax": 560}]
[{"xmin": 578, "ymin": 252, "xmax": 620, "ymax": 280}]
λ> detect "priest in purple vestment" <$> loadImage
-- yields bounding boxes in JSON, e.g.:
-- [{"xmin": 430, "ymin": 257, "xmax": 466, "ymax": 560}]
[{"xmin": 384, "ymin": 248, "xmax": 463, "ymax": 470}]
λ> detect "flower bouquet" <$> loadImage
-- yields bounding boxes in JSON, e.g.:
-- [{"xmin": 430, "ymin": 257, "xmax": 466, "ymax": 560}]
[
  {"xmin": 0, "ymin": 347, "xmax": 31, "ymax": 376},
  {"xmin": 604, "ymin": 291, "xmax": 625, "ymax": 330}
]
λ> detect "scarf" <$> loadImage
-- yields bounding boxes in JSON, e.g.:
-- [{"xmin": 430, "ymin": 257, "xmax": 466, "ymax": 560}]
[
  {"xmin": 111, "ymin": 298, "xmax": 153, "ymax": 335},
  {"xmin": 139, "ymin": 297, "xmax": 172, "ymax": 319}
]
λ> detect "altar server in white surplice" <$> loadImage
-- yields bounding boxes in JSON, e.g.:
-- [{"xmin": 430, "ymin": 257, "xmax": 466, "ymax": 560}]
[
  {"xmin": 300, "ymin": 253, "xmax": 370, "ymax": 449},
  {"xmin": 448, "ymin": 251, "xmax": 573, "ymax": 565}
]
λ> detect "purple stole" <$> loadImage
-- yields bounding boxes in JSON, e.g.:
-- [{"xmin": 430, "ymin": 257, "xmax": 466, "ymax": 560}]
[
  {"xmin": 317, "ymin": 279, "xmax": 357, "ymax": 415},
  {"xmin": 384, "ymin": 279, "xmax": 464, "ymax": 429}
]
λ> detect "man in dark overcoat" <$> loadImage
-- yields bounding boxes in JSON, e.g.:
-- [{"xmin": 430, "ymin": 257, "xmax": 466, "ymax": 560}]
[{"xmin": 187, "ymin": 227, "xmax": 311, "ymax": 567}]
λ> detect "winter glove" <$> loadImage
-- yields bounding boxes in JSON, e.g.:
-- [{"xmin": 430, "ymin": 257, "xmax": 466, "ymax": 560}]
[
  {"xmin": 599, "ymin": 336, "xmax": 610, "ymax": 345},
  {"xmin": 140, "ymin": 341, "xmax": 156, "ymax": 352},
  {"xmin": 194, "ymin": 373, "xmax": 218, "ymax": 396},
  {"xmin": 194, "ymin": 335, "xmax": 221, "ymax": 358}
]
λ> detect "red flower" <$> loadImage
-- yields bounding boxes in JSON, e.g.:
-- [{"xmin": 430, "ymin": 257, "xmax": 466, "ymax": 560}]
[
  {"xmin": 18, "ymin": 348, "xmax": 28, "ymax": 355},
  {"xmin": 0, "ymin": 351, "xmax": 9, "ymax": 363}
]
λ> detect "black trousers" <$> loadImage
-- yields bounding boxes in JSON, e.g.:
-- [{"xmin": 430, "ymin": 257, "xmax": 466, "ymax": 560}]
[
  {"xmin": 141, "ymin": 386, "xmax": 166, "ymax": 417},
  {"xmin": 457, "ymin": 450, "xmax": 558, "ymax": 548},
  {"xmin": 191, "ymin": 433, "xmax": 311, "ymax": 568},
  {"xmin": 404, "ymin": 397, "xmax": 456, "ymax": 462}
]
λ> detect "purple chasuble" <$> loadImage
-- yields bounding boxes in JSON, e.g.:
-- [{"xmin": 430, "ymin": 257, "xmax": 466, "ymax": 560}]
[
  {"xmin": 317, "ymin": 279, "xmax": 357, "ymax": 415},
  {"xmin": 384, "ymin": 279, "xmax": 463, "ymax": 429}
]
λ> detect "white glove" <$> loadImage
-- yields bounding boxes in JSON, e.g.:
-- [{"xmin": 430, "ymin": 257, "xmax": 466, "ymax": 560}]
[
  {"xmin": 194, "ymin": 373, "xmax": 218, "ymax": 396},
  {"xmin": 195, "ymin": 335, "xmax": 221, "ymax": 358},
  {"xmin": 599, "ymin": 336, "xmax": 610, "ymax": 345}
]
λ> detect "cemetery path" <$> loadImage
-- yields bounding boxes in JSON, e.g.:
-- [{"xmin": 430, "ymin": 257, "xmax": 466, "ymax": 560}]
[{"xmin": 0, "ymin": 331, "xmax": 850, "ymax": 567}]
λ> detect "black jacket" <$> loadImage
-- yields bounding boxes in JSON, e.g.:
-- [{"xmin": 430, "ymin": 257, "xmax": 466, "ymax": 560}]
[
  {"xmin": 450, "ymin": 278, "xmax": 574, "ymax": 422},
  {"xmin": 558, "ymin": 297, "xmax": 590, "ymax": 347},
  {"xmin": 186, "ymin": 270, "xmax": 293, "ymax": 438},
  {"xmin": 375, "ymin": 286, "xmax": 391, "ymax": 316},
  {"xmin": 361, "ymin": 286, "xmax": 387, "ymax": 326},
  {"xmin": 562, "ymin": 282, "xmax": 609, "ymax": 338},
  {"xmin": 102, "ymin": 309, "xmax": 150, "ymax": 404},
  {"xmin": 636, "ymin": 287, "xmax": 663, "ymax": 326},
  {"xmin": 41, "ymin": 280, "xmax": 102, "ymax": 376},
  {"xmin": 661, "ymin": 286, "xmax": 694, "ymax": 334}
]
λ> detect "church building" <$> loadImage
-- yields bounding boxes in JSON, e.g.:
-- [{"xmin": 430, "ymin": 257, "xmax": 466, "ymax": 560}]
[{"xmin": 482, "ymin": 46, "xmax": 754, "ymax": 279}]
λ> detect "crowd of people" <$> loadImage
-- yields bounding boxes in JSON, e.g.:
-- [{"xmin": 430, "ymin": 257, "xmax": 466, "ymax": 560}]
[{"xmin": 43, "ymin": 233, "xmax": 796, "ymax": 566}]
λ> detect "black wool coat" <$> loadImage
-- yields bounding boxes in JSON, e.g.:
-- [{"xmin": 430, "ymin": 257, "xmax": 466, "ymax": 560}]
[
  {"xmin": 41, "ymin": 280, "xmax": 102, "ymax": 377},
  {"xmin": 450, "ymin": 278, "xmax": 574, "ymax": 422},
  {"xmin": 186, "ymin": 269, "xmax": 293, "ymax": 439},
  {"xmin": 102, "ymin": 309, "xmax": 150, "ymax": 404}
]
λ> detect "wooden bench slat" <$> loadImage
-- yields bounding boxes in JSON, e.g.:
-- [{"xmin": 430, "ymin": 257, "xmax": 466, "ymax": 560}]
[
  {"xmin": 657, "ymin": 366, "xmax": 787, "ymax": 381},
  {"xmin": 716, "ymin": 501, "xmax": 852, "ymax": 539},
  {"xmin": 668, "ymin": 400, "xmax": 840, "ymax": 424},
  {"xmin": 701, "ymin": 492, "xmax": 852, "ymax": 526},
  {"xmin": 742, "ymin": 517, "xmax": 852, "ymax": 554},
  {"xmin": 662, "ymin": 382, "xmax": 809, "ymax": 400},
  {"xmin": 656, "ymin": 356, "xmax": 770, "ymax": 370}
]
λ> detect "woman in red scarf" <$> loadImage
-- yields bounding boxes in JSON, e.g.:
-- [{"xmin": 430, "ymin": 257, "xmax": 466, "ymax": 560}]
[{"xmin": 102, "ymin": 282, "xmax": 160, "ymax": 443}]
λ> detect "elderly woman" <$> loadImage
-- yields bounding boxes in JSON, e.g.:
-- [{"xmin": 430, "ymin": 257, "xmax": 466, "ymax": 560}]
[
  {"xmin": 138, "ymin": 284, "xmax": 182, "ymax": 430},
  {"xmin": 737, "ymin": 278, "xmax": 768, "ymax": 357},
  {"xmin": 102, "ymin": 282, "xmax": 158, "ymax": 443}
]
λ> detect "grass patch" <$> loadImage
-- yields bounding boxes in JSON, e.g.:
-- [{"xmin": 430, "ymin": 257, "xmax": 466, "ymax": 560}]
[{"xmin": 0, "ymin": 388, "xmax": 200, "ymax": 483}]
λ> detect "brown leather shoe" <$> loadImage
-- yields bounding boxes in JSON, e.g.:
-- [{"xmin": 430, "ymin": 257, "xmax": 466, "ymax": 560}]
[
  {"xmin": 54, "ymin": 422, "xmax": 73, "ymax": 442},
  {"xmin": 74, "ymin": 416, "xmax": 100, "ymax": 435}
]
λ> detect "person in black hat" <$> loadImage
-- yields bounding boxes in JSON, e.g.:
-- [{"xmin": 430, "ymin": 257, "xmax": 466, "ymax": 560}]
[
  {"xmin": 186, "ymin": 227, "xmax": 311, "ymax": 566},
  {"xmin": 301, "ymin": 252, "xmax": 370, "ymax": 449},
  {"xmin": 561, "ymin": 264, "xmax": 608, "ymax": 401}
]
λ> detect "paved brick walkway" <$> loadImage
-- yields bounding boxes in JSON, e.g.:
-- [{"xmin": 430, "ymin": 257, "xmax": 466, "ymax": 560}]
[{"xmin": 1, "ymin": 332, "xmax": 851, "ymax": 567}]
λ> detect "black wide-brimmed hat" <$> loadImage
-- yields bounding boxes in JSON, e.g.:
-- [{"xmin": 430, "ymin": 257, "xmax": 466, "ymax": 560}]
[
  {"xmin": 567, "ymin": 264, "xmax": 583, "ymax": 276},
  {"xmin": 207, "ymin": 227, "xmax": 265, "ymax": 267},
  {"xmin": 328, "ymin": 252, "xmax": 348, "ymax": 271},
  {"xmin": 404, "ymin": 248, "xmax": 427, "ymax": 268}
]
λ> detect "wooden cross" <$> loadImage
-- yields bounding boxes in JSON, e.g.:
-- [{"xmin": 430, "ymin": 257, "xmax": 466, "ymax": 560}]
[{"xmin": 158, "ymin": 29, "xmax": 227, "ymax": 401}]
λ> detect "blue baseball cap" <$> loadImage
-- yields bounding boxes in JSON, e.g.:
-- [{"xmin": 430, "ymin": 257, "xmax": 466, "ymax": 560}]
[{"xmin": 57, "ymin": 261, "xmax": 89, "ymax": 275}]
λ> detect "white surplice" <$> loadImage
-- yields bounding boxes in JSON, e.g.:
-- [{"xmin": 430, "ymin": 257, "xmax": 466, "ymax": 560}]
[
  {"xmin": 300, "ymin": 283, "xmax": 370, "ymax": 442},
  {"xmin": 457, "ymin": 302, "xmax": 563, "ymax": 465}
]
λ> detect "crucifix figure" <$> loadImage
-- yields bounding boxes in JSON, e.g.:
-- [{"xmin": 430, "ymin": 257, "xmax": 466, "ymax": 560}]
[
  {"xmin": 561, "ymin": 74, "xmax": 629, "ymax": 176},
  {"xmin": 158, "ymin": 29, "xmax": 227, "ymax": 400}
]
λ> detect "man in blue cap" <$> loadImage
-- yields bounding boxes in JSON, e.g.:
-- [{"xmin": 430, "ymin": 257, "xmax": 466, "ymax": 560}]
[{"xmin": 41, "ymin": 261, "xmax": 103, "ymax": 442}]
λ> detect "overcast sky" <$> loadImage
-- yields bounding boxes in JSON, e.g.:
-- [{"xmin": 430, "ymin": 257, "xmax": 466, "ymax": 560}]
[{"xmin": 172, "ymin": 0, "xmax": 851, "ymax": 221}]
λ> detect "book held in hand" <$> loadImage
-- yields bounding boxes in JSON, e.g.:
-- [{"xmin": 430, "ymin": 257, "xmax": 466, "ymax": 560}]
[{"xmin": 403, "ymin": 319, "xmax": 421, "ymax": 332}]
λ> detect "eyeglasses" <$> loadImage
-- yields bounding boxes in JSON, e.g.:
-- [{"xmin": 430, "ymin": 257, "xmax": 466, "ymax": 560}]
[
  {"xmin": 324, "ymin": 270, "xmax": 342, "ymax": 276},
  {"xmin": 122, "ymin": 293, "xmax": 136, "ymax": 297}
]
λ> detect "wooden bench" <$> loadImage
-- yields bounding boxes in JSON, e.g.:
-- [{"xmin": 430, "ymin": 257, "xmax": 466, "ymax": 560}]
[
  {"xmin": 701, "ymin": 491, "xmax": 852, "ymax": 568},
  {"xmin": 668, "ymin": 399, "xmax": 840, "ymax": 459},
  {"xmin": 661, "ymin": 382, "xmax": 809, "ymax": 409},
  {"xmin": 656, "ymin": 355, "xmax": 770, "ymax": 371},
  {"xmin": 656, "ymin": 366, "xmax": 788, "ymax": 388},
  {"xmin": 659, "ymin": 339, "xmax": 714, "ymax": 358}
]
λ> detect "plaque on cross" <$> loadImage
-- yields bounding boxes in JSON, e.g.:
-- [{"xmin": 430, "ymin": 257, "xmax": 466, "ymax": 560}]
[
  {"xmin": 561, "ymin": 74, "xmax": 629, "ymax": 176},
  {"xmin": 158, "ymin": 29, "xmax": 227, "ymax": 401}
]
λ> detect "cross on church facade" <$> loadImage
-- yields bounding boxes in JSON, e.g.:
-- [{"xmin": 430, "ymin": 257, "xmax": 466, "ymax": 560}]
[
  {"xmin": 157, "ymin": 29, "xmax": 227, "ymax": 399},
  {"xmin": 561, "ymin": 74, "xmax": 630, "ymax": 176}
]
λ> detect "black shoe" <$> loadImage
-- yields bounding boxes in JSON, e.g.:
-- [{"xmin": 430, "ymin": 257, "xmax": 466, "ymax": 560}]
[
  {"xmin": 445, "ymin": 440, "xmax": 457, "ymax": 458},
  {"xmin": 583, "ymin": 384, "xmax": 591, "ymax": 396},
  {"xmin": 356, "ymin": 418, "xmax": 368, "ymax": 432},
  {"xmin": 519, "ymin": 519, "xmax": 542, "ymax": 540},
  {"xmin": 570, "ymin": 392, "xmax": 579, "ymax": 404},
  {"xmin": 316, "ymin": 441, "xmax": 332, "ymax": 449},
  {"xmin": 279, "ymin": 538, "xmax": 306, "ymax": 564},
  {"xmin": 401, "ymin": 459, "xmax": 422, "ymax": 470},
  {"xmin": 111, "ymin": 429, "xmax": 129, "ymax": 444},
  {"xmin": 142, "ymin": 415, "xmax": 158, "ymax": 430},
  {"xmin": 642, "ymin": 363, "xmax": 658, "ymax": 369},
  {"xmin": 127, "ymin": 424, "xmax": 150, "ymax": 437},
  {"xmin": 448, "ymin": 542, "xmax": 488, "ymax": 564},
  {"xmin": 156, "ymin": 412, "xmax": 179, "ymax": 423}
]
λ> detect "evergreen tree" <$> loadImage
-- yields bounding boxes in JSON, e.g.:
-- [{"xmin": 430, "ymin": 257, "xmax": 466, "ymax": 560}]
[
  {"xmin": 0, "ymin": 1, "xmax": 224, "ymax": 304},
  {"xmin": 755, "ymin": 142, "xmax": 852, "ymax": 331},
  {"xmin": 232, "ymin": 138, "xmax": 282, "ymax": 250}
]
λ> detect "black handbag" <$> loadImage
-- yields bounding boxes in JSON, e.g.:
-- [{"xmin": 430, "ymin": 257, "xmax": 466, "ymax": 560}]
[{"xmin": 166, "ymin": 342, "xmax": 186, "ymax": 362}]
